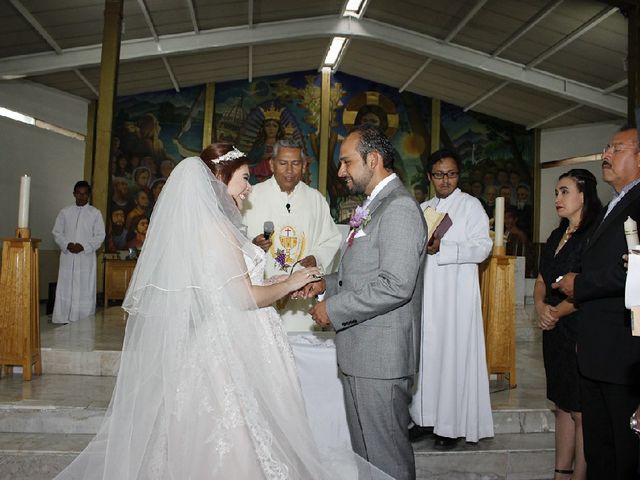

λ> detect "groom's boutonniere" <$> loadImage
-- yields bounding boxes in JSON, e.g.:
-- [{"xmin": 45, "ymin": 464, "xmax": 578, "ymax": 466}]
[{"xmin": 347, "ymin": 206, "xmax": 371, "ymax": 247}]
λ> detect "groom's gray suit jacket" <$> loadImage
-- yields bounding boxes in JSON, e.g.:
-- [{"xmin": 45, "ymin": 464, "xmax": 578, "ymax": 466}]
[{"xmin": 325, "ymin": 177, "xmax": 427, "ymax": 379}]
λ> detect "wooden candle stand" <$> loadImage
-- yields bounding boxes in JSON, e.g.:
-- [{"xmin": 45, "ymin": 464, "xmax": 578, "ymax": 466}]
[
  {"xmin": 480, "ymin": 246, "xmax": 517, "ymax": 387},
  {"xmin": 0, "ymin": 228, "xmax": 42, "ymax": 381}
]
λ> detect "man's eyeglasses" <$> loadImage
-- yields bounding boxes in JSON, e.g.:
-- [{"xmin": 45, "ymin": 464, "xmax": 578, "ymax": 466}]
[
  {"xmin": 602, "ymin": 143, "xmax": 638, "ymax": 156},
  {"xmin": 431, "ymin": 171, "xmax": 459, "ymax": 180}
]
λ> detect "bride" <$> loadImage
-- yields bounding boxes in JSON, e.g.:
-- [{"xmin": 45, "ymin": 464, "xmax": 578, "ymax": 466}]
[{"xmin": 55, "ymin": 144, "xmax": 391, "ymax": 479}]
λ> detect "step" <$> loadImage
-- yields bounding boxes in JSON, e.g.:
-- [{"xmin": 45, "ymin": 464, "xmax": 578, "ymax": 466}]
[
  {"xmin": 414, "ymin": 432, "xmax": 554, "ymax": 479},
  {"xmin": 38, "ymin": 304, "xmax": 542, "ymax": 376},
  {"xmin": 0, "ymin": 432, "xmax": 554, "ymax": 480},
  {"xmin": 0, "ymin": 432, "xmax": 91, "ymax": 480},
  {"xmin": 0, "ymin": 404, "xmax": 555, "ymax": 437},
  {"xmin": 0, "ymin": 374, "xmax": 555, "ymax": 437}
]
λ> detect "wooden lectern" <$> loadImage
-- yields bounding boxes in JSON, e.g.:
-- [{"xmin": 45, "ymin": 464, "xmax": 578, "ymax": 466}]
[
  {"xmin": 480, "ymin": 245, "xmax": 517, "ymax": 387},
  {"xmin": 0, "ymin": 228, "xmax": 42, "ymax": 381}
]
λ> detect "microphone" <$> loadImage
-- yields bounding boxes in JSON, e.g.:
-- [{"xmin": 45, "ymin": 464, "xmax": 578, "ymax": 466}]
[
  {"xmin": 263, "ymin": 221, "xmax": 274, "ymax": 240},
  {"xmin": 286, "ymin": 203, "xmax": 291, "ymax": 213}
]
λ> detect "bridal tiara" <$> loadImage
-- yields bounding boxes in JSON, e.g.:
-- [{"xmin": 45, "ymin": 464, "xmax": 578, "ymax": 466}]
[{"xmin": 213, "ymin": 146, "xmax": 246, "ymax": 164}]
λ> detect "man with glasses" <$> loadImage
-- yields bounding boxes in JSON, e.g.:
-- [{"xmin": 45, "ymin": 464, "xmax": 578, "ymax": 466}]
[
  {"xmin": 554, "ymin": 126, "xmax": 640, "ymax": 479},
  {"xmin": 409, "ymin": 149, "xmax": 494, "ymax": 449}
]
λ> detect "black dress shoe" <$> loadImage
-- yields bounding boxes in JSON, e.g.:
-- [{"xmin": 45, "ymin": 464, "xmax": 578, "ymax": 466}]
[
  {"xmin": 408, "ymin": 425, "xmax": 433, "ymax": 442},
  {"xmin": 433, "ymin": 435, "xmax": 459, "ymax": 450}
]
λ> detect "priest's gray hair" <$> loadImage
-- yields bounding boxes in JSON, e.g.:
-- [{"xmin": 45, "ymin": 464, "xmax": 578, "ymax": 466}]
[{"xmin": 272, "ymin": 139, "xmax": 305, "ymax": 161}]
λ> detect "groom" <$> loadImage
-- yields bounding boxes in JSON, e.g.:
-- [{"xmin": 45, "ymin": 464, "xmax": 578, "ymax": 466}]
[{"xmin": 304, "ymin": 125, "xmax": 427, "ymax": 479}]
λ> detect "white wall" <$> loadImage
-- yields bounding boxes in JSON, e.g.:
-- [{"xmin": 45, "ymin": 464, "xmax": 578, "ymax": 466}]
[
  {"xmin": 0, "ymin": 81, "xmax": 89, "ymax": 297},
  {"xmin": 538, "ymin": 122, "xmax": 621, "ymax": 241},
  {"xmin": 0, "ymin": 80, "xmax": 88, "ymax": 135},
  {"xmin": 0, "ymin": 81, "xmax": 89, "ymax": 249}
]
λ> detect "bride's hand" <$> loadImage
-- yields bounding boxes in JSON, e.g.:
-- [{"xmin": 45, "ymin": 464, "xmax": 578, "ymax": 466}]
[{"xmin": 286, "ymin": 267, "xmax": 322, "ymax": 292}]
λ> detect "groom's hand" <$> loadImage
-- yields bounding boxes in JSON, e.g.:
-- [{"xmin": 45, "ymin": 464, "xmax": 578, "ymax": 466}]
[{"xmin": 309, "ymin": 301, "xmax": 331, "ymax": 328}]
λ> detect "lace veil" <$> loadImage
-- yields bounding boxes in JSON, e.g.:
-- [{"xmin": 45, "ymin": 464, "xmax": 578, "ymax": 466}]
[{"xmin": 54, "ymin": 157, "xmax": 391, "ymax": 479}]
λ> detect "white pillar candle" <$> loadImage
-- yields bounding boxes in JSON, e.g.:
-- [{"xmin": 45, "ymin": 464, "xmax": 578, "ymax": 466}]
[
  {"xmin": 17, "ymin": 174, "xmax": 31, "ymax": 229},
  {"xmin": 624, "ymin": 216, "xmax": 639, "ymax": 250},
  {"xmin": 494, "ymin": 196, "xmax": 505, "ymax": 247}
]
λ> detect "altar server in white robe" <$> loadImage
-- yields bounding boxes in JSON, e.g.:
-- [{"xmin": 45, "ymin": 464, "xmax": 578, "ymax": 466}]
[
  {"xmin": 242, "ymin": 139, "xmax": 342, "ymax": 331},
  {"xmin": 409, "ymin": 149, "xmax": 494, "ymax": 449},
  {"xmin": 52, "ymin": 181, "xmax": 105, "ymax": 324}
]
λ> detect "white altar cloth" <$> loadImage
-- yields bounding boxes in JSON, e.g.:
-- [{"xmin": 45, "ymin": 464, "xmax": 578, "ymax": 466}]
[{"xmin": 288, "ymin": 331, "xmax": 352, "ymax": 449}]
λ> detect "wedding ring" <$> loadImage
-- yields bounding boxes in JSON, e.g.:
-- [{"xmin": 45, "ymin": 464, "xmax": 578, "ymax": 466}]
[{"xmin": 555, "ymin": 275, "xmax": 563, "ymax": 283}]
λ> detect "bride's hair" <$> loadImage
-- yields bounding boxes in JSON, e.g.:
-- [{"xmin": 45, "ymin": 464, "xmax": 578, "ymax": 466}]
[{"xmin": 200, "ymin": 143, "xmax": 249, "ymax": 185}]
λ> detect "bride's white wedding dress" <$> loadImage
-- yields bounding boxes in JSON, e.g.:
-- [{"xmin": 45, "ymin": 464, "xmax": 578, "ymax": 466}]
[{"xmin": 55, "ymin": 157, "xmax": 391, "ymax": 480}]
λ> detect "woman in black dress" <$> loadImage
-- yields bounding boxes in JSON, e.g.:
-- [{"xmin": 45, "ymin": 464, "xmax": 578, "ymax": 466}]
[{"xmin": 534, "ymin": 169, "xmax": 602, "ymax": 480}]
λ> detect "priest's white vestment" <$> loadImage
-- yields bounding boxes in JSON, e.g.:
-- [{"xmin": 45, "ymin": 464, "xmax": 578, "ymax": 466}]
[
  {"xmin": 410, "ymin": 188, "xmax": 494, "ymax": 442},
  {"xmin": 242, "ymin": 176, "xmax": 342, "ymax": 331},
  {"xmin": 52, "ymin": 204, "xmax": 105, "ymax": 324}
]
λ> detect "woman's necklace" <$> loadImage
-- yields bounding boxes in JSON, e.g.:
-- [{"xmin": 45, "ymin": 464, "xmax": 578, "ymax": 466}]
[{"xmin": 555, "ymin": 224, "xmax": 578, "ymax": 255}]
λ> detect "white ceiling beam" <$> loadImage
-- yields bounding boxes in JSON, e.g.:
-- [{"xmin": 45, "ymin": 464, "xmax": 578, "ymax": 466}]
[
  {"xmin": 525, "ymin": 77, "xmax": 628, "ymax": 129},
  {"xmin": 248, "ymin": 0, "xmax": 253, "ymax": 81},
  {"xmin": 73, "ymin": 69, "xmax": 98, "ymax": 96},
  {"xmin": 603, "ymin": 78, "xmax": 627, "ymax": 93},
  {"xmin": 162, "ymin": 57, "xmax": 180, "ymax": 92},
  {"xmin": 136, "ymin": 0, "xmax": 179, "ymax": 91},
  {"xmin": 526, "ymin": 105, "xmax": 582, "ymax": 129},
  {"xmin": 399, "ymin": 58, "xmax": 432, "ymax": 92},
  {"xmin": 8, "ymin": 0, "xmax": 62, "ymax": 53},
  {"xmin": 399, "ymin": 0, "xmax": 486, "ymax": 94},
  {"xmin": 465, "ymin": 4, "xmax": 617, "ymax": 110},
  {"xmin": 527, "ymin": 6, "xmax": 618, "ymax": 68},
  {"xmin": 136, "ymin": 0, "xmax": 159, "ymax": 42},
  {"xmin": 9, "ymin": 0, "xmax": 99, "ymax": 96},
  {"xmin": 444, "ymin": 0, "xmax": 488, "ymax": 42},
  {"xmin": 185, "ymin": 0, "xmax": 199, "ymax": 34},
  {"xmin": 0, "ymin": 16, "xmax": 626, "ymax": 115},
  {"xmin": 464, "ymin": 80, "xmax": 510, "ymax": 111},
  {"xmin": 492, "ymin": 0, "xmax": 564, "ymax": 57}
]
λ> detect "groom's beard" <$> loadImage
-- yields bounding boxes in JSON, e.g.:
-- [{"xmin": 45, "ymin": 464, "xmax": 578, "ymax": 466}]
[{"xmin": 345, "ymin": 171, "xmax": 374, "ymax": 195}]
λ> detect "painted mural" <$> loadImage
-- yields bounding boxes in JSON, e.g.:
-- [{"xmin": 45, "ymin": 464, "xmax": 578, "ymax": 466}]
[
  {"xmin": 440, "ymin": 102, "xmax": 536, "ymax": 247},
  {"xmin": 214, "ymin": 71, "xmax": 326, "ymax": 187},
  {"xmin": 213, "ymin": 70, "xmax": 433, "ymax": 223},
  {"xmin": 329, "ymin": 72, "xmax": 432, "ymax": 222},
  {"xmin": 104, "ymin": 72, "xmax": 535, "ymax": 253},
  {"xmin": 105, "ymin": 85, "xmax": 205, "ymax": 253}
]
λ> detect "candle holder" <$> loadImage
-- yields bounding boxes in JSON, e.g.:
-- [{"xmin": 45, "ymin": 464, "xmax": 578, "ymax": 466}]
[
  {"xmin": 16, "ymin": 227, "xmax": 31, "ymax": 239},
  {"xmin": 492, "ymin": 245, "xmax": 506, "ymax": 256}
]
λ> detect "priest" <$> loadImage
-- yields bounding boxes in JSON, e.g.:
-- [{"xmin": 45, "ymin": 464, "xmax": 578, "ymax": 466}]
[
  {"xmin": 52, "ymin": 181, "xmax": 105, "ymax": 324},
  {"xmin": 242, "ymin": 139, "xmax": 342, "ymax": 331},
  {"xmin": 409, "ymin": 149, "xmax": 494, "ymax": 448}
]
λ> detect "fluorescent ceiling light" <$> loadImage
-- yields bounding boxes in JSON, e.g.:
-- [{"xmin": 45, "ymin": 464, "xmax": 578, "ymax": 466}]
[
  {"xmin": 344, "ymin": 0, "xmax": 365, "ymax": 14},
  {"xmin": 0, "ymin": 105, "xmax": 84, "ymax": 140},
  {"xmin": 0, "ymin": 106, "xmax": 34, "ymax": 125},
  {"xmin": 324, "ymin": 37, "xmax": 346, "ymax": 66}
]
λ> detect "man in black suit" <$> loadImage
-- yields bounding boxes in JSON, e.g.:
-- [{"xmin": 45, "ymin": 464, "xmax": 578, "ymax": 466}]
[{"xmin": 554, "ymin": 126, "xmax": 640, "ymax": 479}]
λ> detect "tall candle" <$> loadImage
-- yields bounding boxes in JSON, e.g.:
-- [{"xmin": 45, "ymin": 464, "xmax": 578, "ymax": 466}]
[
  {"xmin": 17, "ymin": 175, "xmax": 31, "ymax": 228},
  {"xmin": 494, "ymin": 196, "xmax": 505, "ymax": 247},
  {"xmin": 624, "ymin": 216, "xmax": 639, "ymax": 250}
]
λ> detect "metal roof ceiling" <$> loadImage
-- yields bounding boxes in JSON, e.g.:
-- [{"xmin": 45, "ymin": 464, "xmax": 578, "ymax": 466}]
[{"xmin": 0, "ymin": 0, "xmax": 633, "ymax": 129}]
